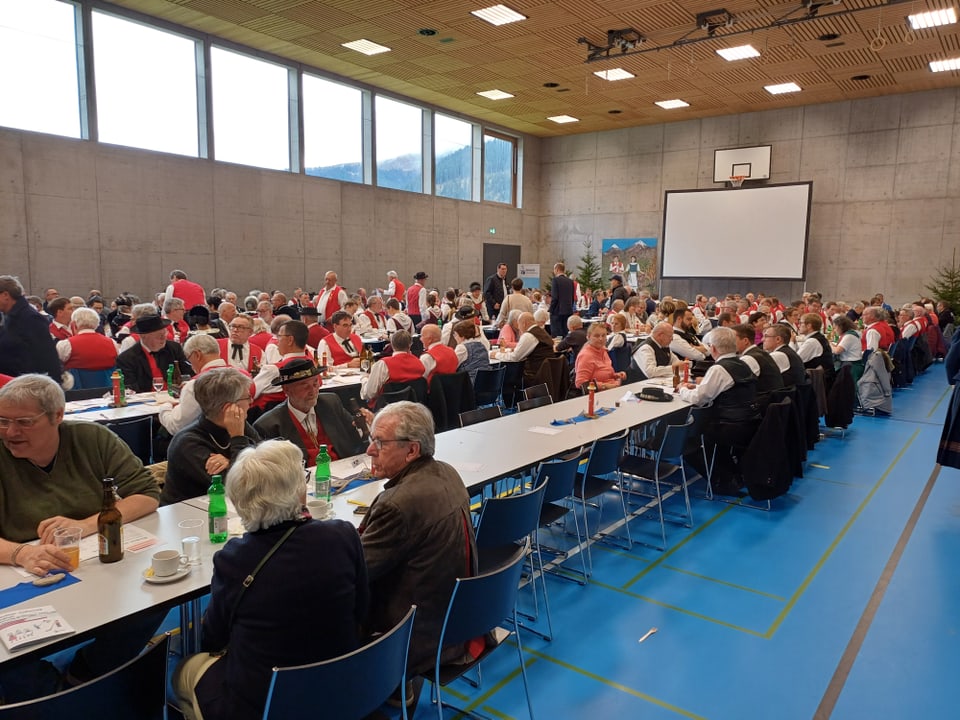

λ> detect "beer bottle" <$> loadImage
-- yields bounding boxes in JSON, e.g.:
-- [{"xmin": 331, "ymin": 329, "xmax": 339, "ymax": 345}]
[
  {"xmin": 208, "ymin": 474, "xmax": 228, "ymax": 543},
  {"xmin": 172, "ymin": 360, "xmax": 183, "ymax": 391},
  {"xmin": 672, "ymin": 365, "xmax": 681, "ymax": 392},
  {"xmin": 98, "ymin": 478, "xmax": 124, "ymax": 563}
]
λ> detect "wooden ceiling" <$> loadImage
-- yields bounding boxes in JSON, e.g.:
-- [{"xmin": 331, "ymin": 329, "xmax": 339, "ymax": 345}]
[{"xmin": 109, "ymin": 0, "xmax": 960, "ymax": 137}]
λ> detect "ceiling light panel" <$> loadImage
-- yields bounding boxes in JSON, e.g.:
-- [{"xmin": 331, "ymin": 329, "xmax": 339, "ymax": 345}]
[
  {"xmin": 547, "ymin": 115, "xmax": 579, "ymax": 124},
  {"xmin": 907, "ymin": 8, "xmax": 957, "ymax": 30},
  {"xmin": 655, "ymin": 99, "xmax": 690, "ymax": 109},
  {"xmin": 716, "ymin": 45, "xmax": 760, "ymax": 61},
  {"xmin": 765, "ymin": 82, "xmax": 801, "ymax": 94},
  {"xmin": 471, "ymin": 5, "xmax": 527, "ymax": 26},
  {"xmin": 476, "ymin": 89, "xmax": 514, "ymax": 100},
  {"xmin": 341, "ymin": 39, "xmax": 391, "ymax": 55},
  {"xmin": 929, "ymin": 57, "xmax": 960, "ymax": 72},
  {"xmin": 593, "ymin": 68, "xmax": 635, "ymax": 81}
]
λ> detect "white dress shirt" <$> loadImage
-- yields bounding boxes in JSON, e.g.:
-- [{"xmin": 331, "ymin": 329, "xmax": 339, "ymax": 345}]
[
  {"xmin": 797, "ymin": 333, "xmax": 825, "ymax": 362},
  {"xmin": 632, "ymin": 341, "xmax": 675, "ymax": 379},
  {"xmin": 678, "ymin": 353, "xmax": 741, "ymax": 407},
  {"xmin": 159, "ymin": 358, "xmax": 226, "ymax": 434},
  {"xmin": 670, "ymin": 330, "xmax": 707, "ymax": 361},
  {"xmin": 255, "ymin": 352, "xmax": 307, "ymax": 398}
]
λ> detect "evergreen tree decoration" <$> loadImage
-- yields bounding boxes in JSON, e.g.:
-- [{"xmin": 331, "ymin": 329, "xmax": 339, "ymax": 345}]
[
  {"xmin": 575, "ymin": 240, "xmax": 603, "ymax": 293},
  {"xmin": 925, "ymin": 249, "xmax": 960, "ymax": 309}
]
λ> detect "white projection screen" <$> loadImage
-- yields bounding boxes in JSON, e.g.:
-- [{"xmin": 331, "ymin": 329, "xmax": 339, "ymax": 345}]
[{"xmin": 661, "ymin": 182, "xmax": 812, "ymax": 280}]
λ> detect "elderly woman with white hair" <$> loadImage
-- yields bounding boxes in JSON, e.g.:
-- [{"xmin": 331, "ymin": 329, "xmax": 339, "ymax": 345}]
[{"xmin": 172, "ymin": 439, "xmax": 368, "ymax": 720}]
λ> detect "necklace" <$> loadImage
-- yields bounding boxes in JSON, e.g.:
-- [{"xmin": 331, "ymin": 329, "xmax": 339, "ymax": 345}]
[{"xmin": 208, "ymin": 432, "xmax": 231, "ymax": 451}]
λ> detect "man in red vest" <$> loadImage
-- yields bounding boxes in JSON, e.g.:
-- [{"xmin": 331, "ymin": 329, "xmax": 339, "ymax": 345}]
[
  {"xmin": 300, "ymin": 306, "xmax": 331, "ymax": 350},
  {"xmin": 316, "ymin": 311, "xmax": 363, "ymax": 368},
  {"xmin": 406, "ymin": 272, "xmax": 428, "ymax": 327},
  {"xmin": 362, "ymin": 331, "xmax": 423, "ymax": 404},
  {"xmin": 218, "ymin": 314, "xmax": 263, "ymax": 373},
  {"xmin": 315, "ymin": 271, "xmax": 348, "ymax": 327},
  {"xmin": 252, "ymin": 320, "xmax": 313, "ymax": 410},
  {"xmin": 356, "ymin": 296, "xmax": 387, "ymax": 335},
  {"xmin": 47, "ymin": 298, "xmax": 74, "ymax": 341},
  {"xmin": 165, "ymin": 270, "xmax": 206, "ymax": 310},
  {"xmin": 861, "ymin": 306, "xmax": 894, "ymax": 354},
  {"xmin": 163, "ymin": 297, "xmax": 190, "ymax": 344},
  {"xmin": 419, "ymin": 324, "xmax": 458, "ymax": 383},
  {"xmin": 383, "ymin": 270, "xmax": 405, "ymax": 305},
  {"xmin": 56, "ymin": 307, "xmax": 117, "ymax": 372}
]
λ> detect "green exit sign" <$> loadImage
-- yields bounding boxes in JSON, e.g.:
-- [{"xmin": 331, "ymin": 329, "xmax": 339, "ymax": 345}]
[{"xmin": 488, "ymin": 227, "xmax": 496, "ymax": 234}]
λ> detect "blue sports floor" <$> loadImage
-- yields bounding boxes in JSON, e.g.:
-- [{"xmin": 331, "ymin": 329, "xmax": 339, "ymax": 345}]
[{"xmin": 414, "ymin": 366, "xmax": 958, "ymax": 719}]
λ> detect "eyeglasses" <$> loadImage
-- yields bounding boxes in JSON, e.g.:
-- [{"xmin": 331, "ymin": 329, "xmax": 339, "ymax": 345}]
[
  {"xmin": 369, "ymin": 437, "xmax": 410, "ymax": 450},
  {"xmin": 229, "ymin": 324, "xmax": 252, "ymax": 331},
  {"xmin": 0, "ymin": 412, "xmax": 48, "ymax": 430}
]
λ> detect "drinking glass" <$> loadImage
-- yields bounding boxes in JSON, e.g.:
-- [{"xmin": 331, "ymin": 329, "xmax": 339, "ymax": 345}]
[
  {"xmin": 151, "ymin": 376, "xmax": 164, "ymax": 393},
  {"xmin": 53, "ymin": 526, "xmax": 82, "ymax": 571},
  {"xmin": 178, "ymin": 519, "xmax": 204, "ymax": 566}
]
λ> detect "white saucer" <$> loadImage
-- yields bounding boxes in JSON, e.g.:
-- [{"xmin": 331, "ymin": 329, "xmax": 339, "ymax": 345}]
[{"xmin": 142, "ymin": 566, "xmax": 191, "ymax": 584}]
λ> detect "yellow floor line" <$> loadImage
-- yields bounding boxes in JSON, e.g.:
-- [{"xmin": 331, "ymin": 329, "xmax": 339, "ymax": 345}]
[
  {"xmin": 455, "ymin": 657, "xmax": 536, "ymax": 717},
  {"xmin": 927, "ymin": 385, "xmax": 952, "ymax": 418},
  {"xmin": 763, "ymin": 428, "xmax": 920, "ymax": 638},
  {"xmin": 661, "ymin": 564, "xmax": 787, "ymax": 601}
]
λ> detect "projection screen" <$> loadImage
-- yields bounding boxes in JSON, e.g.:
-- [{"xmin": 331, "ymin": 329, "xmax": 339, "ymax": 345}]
[{"xmin": 661, "ymin": 182, "xmax": 812, "ymax": 280}]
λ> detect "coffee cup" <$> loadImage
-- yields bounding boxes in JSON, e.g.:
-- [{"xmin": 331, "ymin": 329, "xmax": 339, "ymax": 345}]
[
  {"xmin": 151, "ymin": 549, "xmax": 187, "ymax": 577},
  {"xmin": 307, "ymin": 499, "xmax": 334, "ymax": 520}
]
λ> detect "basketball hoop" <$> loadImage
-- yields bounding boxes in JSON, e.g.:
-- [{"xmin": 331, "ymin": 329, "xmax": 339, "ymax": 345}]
[{"xmin": 729, "ymin": 175, "xmax": 746, "ymax": 188}]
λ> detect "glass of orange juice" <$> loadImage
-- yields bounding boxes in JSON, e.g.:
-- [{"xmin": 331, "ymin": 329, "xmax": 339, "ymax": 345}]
[{"xmin": 53, "ymin": 526, "xmax": 82, "ymax": 571}]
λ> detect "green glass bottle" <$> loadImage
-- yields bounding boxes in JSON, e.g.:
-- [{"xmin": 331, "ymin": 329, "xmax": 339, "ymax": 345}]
[
  {"xmin": 208, "ymin": 474, "xmax": 228, "ymax": 543},
  {"xmin": 315, "ymin": 446, "xmax": 331, "ymax": 501}
]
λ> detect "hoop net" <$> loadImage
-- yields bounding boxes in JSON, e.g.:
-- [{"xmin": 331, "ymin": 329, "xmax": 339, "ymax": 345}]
[{"xmin": 729, "ymin": 175, "xmax": 746, "ymax": 188}]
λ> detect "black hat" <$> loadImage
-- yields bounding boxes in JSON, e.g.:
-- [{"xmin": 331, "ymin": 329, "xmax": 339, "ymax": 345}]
[
  {"xmin": 611, "ymin": 274, "xmax": 623, "ymax": 284},
  {"xmin": 188, "ymin": 305, "xmax": 209, "ymax": 322},
  {"xmin": 455, "ymin": 305, "xmax": 477, "ymax": 321},
  {"xmin": 414, "ymin": 271, "xmax": 428, "ymax": 280},
  {"xmin": 133, "ymin": 315, "xmax": 171, "ymax": 334},
  {"xmin": 299, "ymin": 306, "xmax": 319, "ymax": 316},
  {"xmin": 274, "ymin": 305, "xmax": 298, "ymax": 318},
  {"xmin": 272, "ymin": 358, "xmax": 321, "ymax": 386}
]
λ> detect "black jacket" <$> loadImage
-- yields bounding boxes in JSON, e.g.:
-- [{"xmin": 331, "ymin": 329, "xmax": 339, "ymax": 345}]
[
  {"xmin": 0, "ymin": 296, "xmax": 61, "ymax": 379},
  {"xmin": 116, "ymin": 340, "xmax": 193, "ymax": 393},
  {"xmin": 253, "ymin": 395, "xmax": 365, "ymax": 461}
]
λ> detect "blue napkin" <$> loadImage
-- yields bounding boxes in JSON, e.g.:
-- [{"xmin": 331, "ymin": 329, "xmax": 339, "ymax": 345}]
[
  {"xmin": 0, "ymin": 573, "xmax": 81, "ymax": 611},
  {"xmin": 550, "ymin": 406, "xmax": 616, "ymax": 426}
]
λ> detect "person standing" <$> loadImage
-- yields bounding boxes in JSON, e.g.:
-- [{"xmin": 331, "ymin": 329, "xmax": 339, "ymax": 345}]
[
  {"xmin": 0, "ymin": 275, "xmax": 62, "ymax": 381},
  {"xmin": 549, "ymin": 262, "xmax": 575, "ymax": 339},
  {"xmin": 406, "ymin": 272, "xmax": 428, "ymax": 327},
  {"xmin": 483, "ymin": 263, "xmax": 508, "ymax": 321}
]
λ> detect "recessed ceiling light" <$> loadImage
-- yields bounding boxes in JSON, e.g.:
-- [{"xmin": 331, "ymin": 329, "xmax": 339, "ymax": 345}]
[
  {"xmin": 930, "ymin": 57, "xmax": 960, "ymax": 72},
  {"xmin": 851, "ymin": 74, "xmax": 872, "ymax": 81},
  {"xmin": 543, "ymin": 82, "xmax": 559, "ymax": 88},
  {"xmin": 341, "ymin": 39, "xmax": 391, "ymax": 55},
  {"xmin": 593, "ymin": 68, "xmax": 635, "ymax": 81},
  {"xmin": 476, "ymin": 89, "xmax": 514, "ymax": 100},
  {"xmin": 418, "ymin": 28, "xmax": 437, "ymax": 36},
  {"xmin": 818, "ymin": 32, "xmax": 841, "ymax": 41},
  {"xmin": 471, "ymin": 4, "xmax": 526, "ymax": 26},
  {"xmin": 655, "ymin": 99, "xmax": 689, "ymax": 109},
  {"xmin": 547, "ymin": 115, "xmax": 579, "ymax": 124},
  {"xmin": 765, "ymin": 82, "xmax": 801, "ymax": 94},
  {"xmin": 608, "ymin": 109, "xmax": 622, "ymax": 114},
  {"xmin": 716, "ymin": 44, "xmax": 760, "ymax": 61},
  {"xmin": 908, "ymin": 8, "xmax": 957, "ymax": 30}
]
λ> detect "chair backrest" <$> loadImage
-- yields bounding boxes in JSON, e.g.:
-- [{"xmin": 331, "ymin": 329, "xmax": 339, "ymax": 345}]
[
  {"xmin": 583, "ymin": 430, "xmax": 628, "ymax": 478},
  {"xmin": 64, "ymin": 386, "xmax": 111, "ymax": 402},
  {"xmin": 473, "ymin": 365, "xmax": 506, "ymax": 408},
  {"xmin": 516, "ymin": 395, "xmax": 552, "ymax": 412},
  {"xmin": 658, "ymin": 414, "xmax": 695, "ymax": 463},
  {"xmin": 263, "ymin": 606, "xmax": 416, "ymax": 720},
  {"xmin": 104, "ymin": 415, "xmax": 154, "ymax": 465},
  {"xmin": 377, "ymin": 385, "xmax": 414, "ymax": 410},
  {"xmin": 475, "ymin": 480, "xmax": 547, "ymax": 550},
  {"xmin": 70, "ymin": 368, "xmax": 115, "ymax": 390},
  {"xmin": 500, "ymin": 361, "xmax": 525, "ymax": 408},
  {"xmin": 437, "ymin": 541, "xmax": 528, "ymax": 649},
  {"xmin": 459, "ymin": 405, "xmax": 502, "ymax": 427},
  {"xmin": 430, "ymin": 371, "xmax": 476, "ymax": 433},
  {"xmin": 535, "ymin": 454, "xmax": 583, "ymax": 505},
  {"xmin": 522, "ymin": 383, "xmax": 550, "ymax": 401},
  {"xmin": 608, "ymin": 344, "xmax": 631, "ymax": 373},
  {"xmin": 0, "ymin": 635, "xmax": 168, "ymax": 720}
]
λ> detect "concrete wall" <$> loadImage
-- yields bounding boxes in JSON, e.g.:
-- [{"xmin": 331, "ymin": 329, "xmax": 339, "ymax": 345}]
[
  {"xmin": 0, "ymin": 127, "xmax": 541, "ymax": 301},
  {"xmin": 538, "ymin": 88, "xmax": 960, "ymax": 306}
]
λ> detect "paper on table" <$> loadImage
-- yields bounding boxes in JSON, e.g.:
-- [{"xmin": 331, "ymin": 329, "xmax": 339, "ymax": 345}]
[
  {"xmin": 618, "ymin": 390, "xmax": 640, "ymax": 404},
  {"xmin": 528, "ymin": 426, "xmax": 562, "ymax": 435},
  {"xmin": 14, "ymin": 524, "xmax": 161, "ymax": 578}
]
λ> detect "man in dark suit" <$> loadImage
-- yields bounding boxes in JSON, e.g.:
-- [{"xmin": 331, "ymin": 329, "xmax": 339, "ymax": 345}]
[
  {"xmin": 482, "ymin": 263, "xmax": 508, "ymax": 321},
  {"xmin": 548, "ymin": 262, "xmax": 575, "ymax": 339},
  {"xmin": 116, "ymin": 315, "xmax": 192, "ymax": 392},
  {"xmin": 0, "ymin": 275, "xmax": 61, "ymax": 381},
  {"xmin": 253, "ymin": 358, "xmax": 370, "ymax": 463}
]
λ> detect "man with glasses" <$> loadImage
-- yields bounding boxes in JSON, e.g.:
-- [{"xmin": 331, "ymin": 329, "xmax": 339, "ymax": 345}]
[
  {"xmin": 159, "ymin": 334, "xmax": 230, "ymax": 435},
  {"xmin": 762, "ymin": 324, "xmax": 808, "ymax": 388},
  {"xmin": 252, "ymin": 320, "xmax": 312, "ymax": 413},
  {"xmin": 116, "ymin": 314, "xmax": 193, "ymax": 393},
  {"xmin": 0, "ymin": 374, "xmax": 160, "ymax": 701},
  {"xmin": 218, "ymin": 314, "xmax": 263, "ymax": 374},
  {"xmin": 316, "ymin": 311, "xmax": 363, "ymax": 368},
  {"xmin": 796, "ymin": 312, "xmax": 836, "ymax": 389},
  {"xmin": 359, "ymin": 401, "xmax": 477, "ymax": 710}
]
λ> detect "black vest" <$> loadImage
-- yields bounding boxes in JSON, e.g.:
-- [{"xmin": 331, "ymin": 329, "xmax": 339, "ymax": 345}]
[
  {"xmin": 803, "ymin": 332, "xmax": 836, "ymax": 384},
  {"xmin": 713, "ymin": 357, "xmax": 760, "ymax": 424},
  {"xmin": 637, "ymin": 337, "xmax": 672, "ymax": 380},
  {"xmin": 523, "ymin": 325, "xmax": 556, "ymax": 382},
  {"xmin": 744, "ymin": 346, "xmax": 785, "ymax": 396},
  {"xmin": 775, "ymin": 344, "xmax": 808, "ymax": 387}
]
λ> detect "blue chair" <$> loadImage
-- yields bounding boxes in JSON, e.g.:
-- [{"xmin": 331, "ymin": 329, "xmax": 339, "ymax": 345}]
[
  {"xmin": 472, "ymin": 366, "xmax": 505, "ymax": 408},
  {"xmin": 576, "ymin": 430, "xmax": 632, "ymax": 570},
  {"xmin": 535, "ymin": 453, "xmax": 589, "ymax": 583},
  {"xmin": 104, "ymin": 415, "xmax": 154, "ymax": 465},
  {"xmin": 0, "ymin": 635, "xmax": 168, "ymax": 720},
  {"xmin": 263, "ymin": 606, "xmax": 417, "ymax": 720},
  {"xmin": 608, "ymin": 344, "xmax": 631, "ymax": 374},
  {"xmin": 516, "ymin": 394, "xmax": 552, "ymax": 412},
  {"xmin": 423, "ymin": 542, "xmax": 535, "ymax": 720},
  {"xmin": 459, "ymin": 405, "xmax": 502, "ymax": 427},
  {"xmin": 69, "ymin": 368, "xmax": 114, "ymax": 389}
]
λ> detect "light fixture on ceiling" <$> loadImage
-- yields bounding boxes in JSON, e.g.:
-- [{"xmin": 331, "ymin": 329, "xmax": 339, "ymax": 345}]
[
  {"xmin": 907, "ymin": 8, "xmax": 957, "ymax": 30},
  {"xmin": 476, "ymin": 89, "xmax": 514, "ymax": 100},
  {"xmin": 577, "ymin": 28, "xmax": 645, "ymax": 61},
  {"xmin": 593, "ymin": 68, "xmax": 635, "ymax": 81},
  {"xmin": 655, "ymin": 99, "xmax": 690, "ymax": 109},
  {"xmin": 765, "ymin": 82, "xmax": 801, "ymax": 94},
  {"xmin": 930, "ymin": 57, "xmax": 960, "ymax": 72},
  {"xmin": 547, "ymin": 115, "xmax": 579, "ymax": 124},
  {"xmin": 341, "ymin": 39, "xmax": 391, "ymax": 56},
  {"xmin": 716, "ymin": 44, "xmax": 760, "ymax": 61},
  {"xmin": 471, "ymin": 4, "xmax": 526, "ymax": 26},
  {"xmin": 697, "ymin": 8, "xmax": 736, "ymax": 36}
]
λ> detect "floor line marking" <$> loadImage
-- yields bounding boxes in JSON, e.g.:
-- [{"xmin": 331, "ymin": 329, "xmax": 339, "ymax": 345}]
[
  {"xmin": 456, "ymin": 657, "xmax": 536, "ymax": 717},
  {"xmin": 661, "ymin": 564, "xmax": 787, "ymax": 601},
  {"xmin": 590, "ymin": 578, "xmax": 766, "ymax": 636},
  {"xmin": 926, "ymin": 385, "xmax": 952, "ymax": 418},
  {"xmin": 622, "ymin": 504, "xmax": 737, "ymax": 589},
  {"xmin": 763, "ymin": 428, "xmax": 920, "ymax": 639},
  {"xmin": 519, "ymin": 644, "xmax": 708, "ymax": 719},
  {"xmin": 813, "ymin": 462, "xmax": 941, "ymax": 719}
]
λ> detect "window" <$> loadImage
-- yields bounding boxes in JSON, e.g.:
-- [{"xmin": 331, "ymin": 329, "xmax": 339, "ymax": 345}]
[
  {"xmin": 0, "ymin": 0, "xmax": 81, "ymax": 138},
  {"xmin": 303, "ymin": 75, "xmax": 363, "ymax": 183},
  {"xmin": 211, "ymin": 46, "xmax": 291, "ymax": 171},
  {"xmin": 92, "ymin": 11, "xmax": 199, "ymax": 156},
  {"xmin": 375, "ymin": 96, "xmax": 423, "ymax": 192},
  {"xmin": 483, "ymin": 132, "xmax": 517, "ymax": 205},
  {"xmin": 434, "ymin": 114, "xmax": 472, "ymax": 201}
]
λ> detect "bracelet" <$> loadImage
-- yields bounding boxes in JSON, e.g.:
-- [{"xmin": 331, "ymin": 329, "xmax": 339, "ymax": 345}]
[{"xmin": 10, "ymin": 544, "xmax": 27, "ymax": 568}]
